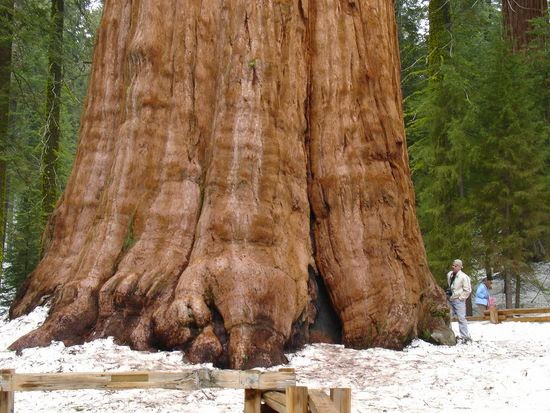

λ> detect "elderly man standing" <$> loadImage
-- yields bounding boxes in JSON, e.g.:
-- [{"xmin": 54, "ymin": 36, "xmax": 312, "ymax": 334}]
[{"xmin": 446, "ymin": 259, "xmax": 472, "ymax": 343}]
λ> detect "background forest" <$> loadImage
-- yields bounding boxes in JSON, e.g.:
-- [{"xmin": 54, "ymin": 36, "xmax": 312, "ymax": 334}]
[{"xmin": 0, "ymin": 0, "xmax": 548, "ymax": 307}]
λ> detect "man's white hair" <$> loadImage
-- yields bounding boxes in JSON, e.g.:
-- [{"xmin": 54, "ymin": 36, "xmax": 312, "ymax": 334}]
[{"xmin": 453, "ymin": 259, "xmax": 463, "ymax": 268}]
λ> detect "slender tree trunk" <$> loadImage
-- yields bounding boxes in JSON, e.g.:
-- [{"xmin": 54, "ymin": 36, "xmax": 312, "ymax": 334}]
[
  {"xmin": 427, "ymin": 0, "xmax": 452, "ymax": 157},
  {"xmin": 484, "ymin": 261, "xmax": 493, "ymax": 279},
  {"xmin": 0, "ymin": 0, "xmax": 14, "ymax": 276},
  {"xmin": 504, "ymin": 270, "xmax": 513, "ymax": 309},
  {"xmin": 514, "ymin": 274, "xmax": 521, "ymax": 308},
  {"xmin": 42, "ymin": 0, "xmax": 64, "ymax": 225},
  {"xmin": 502, "ymin": 0, "xmax": 548, "ymax": 51},
  {"xmin": 428, "ymin": 0, "xmax": 451, "ymax": 77},
  {"xmin": 10, "ymin": 0, "xmax": 454, "ymax": 369}
]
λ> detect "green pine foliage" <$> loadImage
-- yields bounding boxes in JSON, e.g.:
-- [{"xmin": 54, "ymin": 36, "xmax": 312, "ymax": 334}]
[
  {"xmin": 395, "ymin": 0, "xmax": 429, "ymax": 152},
  {"xmin": 466, "ymin": 36, "xmax": 548, "ymax": 276},
  {"xmin": 396, "ymin": 0, "xmax": 428, "ymax": 102},
  {"xmin": 408, "ymin": 0, "xmax": 489, "ymax": 280},
  {"xmin": 1, "ymin": 0, "xmax": 100, "ymax": 294},
  {"xmin": 407, "ymin": 0, "xmax": 549, "ymax": 283},
  {"xmin": 3, "ymin": 187, "xmax": 42, "ymax": 297}
]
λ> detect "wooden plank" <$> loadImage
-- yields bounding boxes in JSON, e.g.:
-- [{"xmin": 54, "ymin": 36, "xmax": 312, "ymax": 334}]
[
  {"xmin": 501, "ymin": 316, "xmax": 550, "ymax": 323},
  {"xmin": 489, "ymin": 306, "xmax": 500, "ymax": 324},
  {"xmin": 286, "ymin": 386, "xmax": 308, "ymax": 413},
  {"xmin": 257, "ymin": 370, "xmax": 296, "ymax": 390},
  {"xmin": 263, "ymin": 391, "xmax": 286, "ymax": 413},
  {"xmin": 330, "ymin": 388, "xmax": 352, "ymax": 413},
  {"xmin": 0, "ymin": 389, "xmax": 14, "ymax": 413},
  {"xmin": 211, "ymin": 370, "xmax": 295, "ymax": 390},
  {"xmin": 308, "ymin": 389, "xmax": 339, "ymax": 413},
  {"xmin": 484, "ymin": 307, "xmax": 550, "ymax": 316},
  {"xmin": 110, "ymin": 373, "xmax": 149, "ymax": 382},
  {"xmin": 11, "ymin": 371, "xmax": 199, "ymax": 391},
  {"xmin": 244, "ymin": 389, "xmax": 262, "ymax": 413},
  {"xmin": 0, "ymin": 369, "xmax": 15, "ymax": 413},
  {"xmin": 0, "ymin": 369, "xmax": 13, "ymax": 392},
  {"xmin": 10, "ymin": 369, "xmax": 296, "ymax": 392},
  {"xmin": 506, "ymin": 307, "xmax": 550, "ymax": 315}
]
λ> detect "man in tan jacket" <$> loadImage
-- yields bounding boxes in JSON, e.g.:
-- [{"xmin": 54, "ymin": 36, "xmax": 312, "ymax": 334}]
[{"xmin": 447, "ymin": 259, "xmax": 472, "ymax": 343}]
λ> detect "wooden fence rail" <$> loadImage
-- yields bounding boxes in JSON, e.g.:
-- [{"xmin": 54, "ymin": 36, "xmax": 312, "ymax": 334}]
[
  {"xmin": 484, "ymin": 307, "xmax": 550, "ymax": 316},
  {"xmin": 260, "ymin": 387, "xmax": 351, "ymax": 413},
  {"xmin": 483, "ymin": 307, "xmax": 550, "ymax": 324},
  {"xmin": 453, "ymin": 307, "xmax": 550, "ymax": 324},
  {"xmin": 0, "ymin": 368, "xmax": 295, "ymax": 392},
  {"xmin": 0, "ymin": 368, "xmax": 351, "ymax": 413}
]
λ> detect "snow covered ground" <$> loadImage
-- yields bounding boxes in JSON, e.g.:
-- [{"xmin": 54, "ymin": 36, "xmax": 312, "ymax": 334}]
[{"xmin": 1, "ymin": 306, "xmax": 549, "ymax": 412}]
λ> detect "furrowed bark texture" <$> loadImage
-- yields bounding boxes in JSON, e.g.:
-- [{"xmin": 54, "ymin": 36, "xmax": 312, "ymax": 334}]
[
  {"xmin": 10, "ymin": 0, "xmax": 453, "ymax": 369},
  {"xmin": 502, "ymin": 0, "xmax": 548, "ymax": 51}
]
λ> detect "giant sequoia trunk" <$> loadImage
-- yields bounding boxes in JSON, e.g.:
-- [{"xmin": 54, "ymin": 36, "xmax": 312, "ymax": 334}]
[
  {"xmin": 503, "ymin": 0, "xmax": 548, "ymax": 51},
  {"xmin": 10, "ymin": 0, "xmax": 453, "ymax": 369}
]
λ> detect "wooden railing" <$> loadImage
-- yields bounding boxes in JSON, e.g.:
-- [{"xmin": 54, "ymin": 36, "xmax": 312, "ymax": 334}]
[
  {"xmin": 483, "ymin": 307, "xmax": 550, "ymax": 324},
  {"xmin": 257, "ymin": 386, "xmax": 351, "ymax": 413},
  {"xmin": 453, "ymin": 307, "xmax": 550, "ymax": 324},
  {"xmin": 0, "ymin": 367, "xmax": 351, "ymax": 413}
]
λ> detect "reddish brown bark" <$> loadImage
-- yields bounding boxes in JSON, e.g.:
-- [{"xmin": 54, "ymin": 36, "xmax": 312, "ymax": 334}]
[
  {"xmin": 503, "ymin": 0, "xmax": 548, "ymax": 51},
  {"xmin": 10, "ymin": 0, "xmax": 453, "ymax": 369}
]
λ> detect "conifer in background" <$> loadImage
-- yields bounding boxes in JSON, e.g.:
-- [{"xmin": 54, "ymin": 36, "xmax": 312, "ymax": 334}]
[
  {"xmin": 408, "ymin": 0, "xmax": 481, "ymax": 281},
  {"xmin": 0, "ymin": 0, "xmax": 14, "ymax": 282},
  {"xmin": 4, "ymin": 188, "xmax": 42, "ymax": 296},
  {"xmin": 396, "ymin": 0, "xmax": 428, "ymax": 104},
  {"xmin": 408, "ymin": 0, "xmax": 548, "ymax": 303},
  {"xmin": 497, "ymin": 0, "xmax": 548, "ymax": 307},
  {"xmin": 503, "ymin": 0, "xmax": 548, "ymax": 51},
  {"xmin": 462, "ymin": 34, "xmax": 547, "ymax": 307},
  {"xmin": 2, "ymin": 0, "xmax": 100, "ymax": 295},
  {"xmin": 42, "ymin": 0, "xmax": 64, "ymax": 224}
]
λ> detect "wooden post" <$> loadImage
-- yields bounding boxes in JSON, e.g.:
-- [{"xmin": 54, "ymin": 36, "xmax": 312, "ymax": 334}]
[
  {"xmin": 244, "ymin": 389, "xmax": 262, "ymax": 413},
  {"xmin": 262, "ymin": 391, "xmax": 285, "ymax": 412},
  {"xmin": 489, "ymin": 306, "xmax": 500, "ymax": 324},
  {"xmin": 0, "ymin": 369, "xmax": 15, "ymax": 413},
  {"xmin": 330, "ymin": 388, "xmax": 351, "ymax": 413},
  {"xmin": 308, "ymin": 389, "xmax": 339, "ymax": 413},
  {"xmin": 286, "ymin": 386, "xmax": 308, "ymax": 413}
]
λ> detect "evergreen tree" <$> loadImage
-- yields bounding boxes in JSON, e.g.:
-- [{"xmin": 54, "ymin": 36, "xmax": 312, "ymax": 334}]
[
  {"xmin": 468, "ymin": 38, "xmax": 548, "ymax": 307},
  {"xmin": 3, "ymin": 187, "xmax": 42, "ymax": 299},
  {"xmin": 408, "ymin": 0, "xmax": 549, "ymax": 297},
  {"xmin": 42, "ymin": 0, "xmax": 64, "ymax": 223},
  {"xmin": 408, "ymin": 0, "xmax": 486, "ymax": 281},
  {"xmin": 2, "ymin": 0, "xmax": 100, "ymax": 293},
  {"xmin": 0, "ymin": 0, "xmax": 14, "ymax": 281},
  {"xmin": 503, "ymin": 0, "xmax": 548, "ymax": 51},
  {"xmin": 396, "ymin": 0, "xmax": 429, "ymax": 152},
  {"xmin": 396, "ymin": 0, "xmax": 428, "ymax": 102}
]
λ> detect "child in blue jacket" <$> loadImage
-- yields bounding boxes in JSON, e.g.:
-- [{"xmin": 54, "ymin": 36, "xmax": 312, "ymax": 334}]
[{"xmin": 474, "ymin": 277, "xmax": 493, "ymax": 315}]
